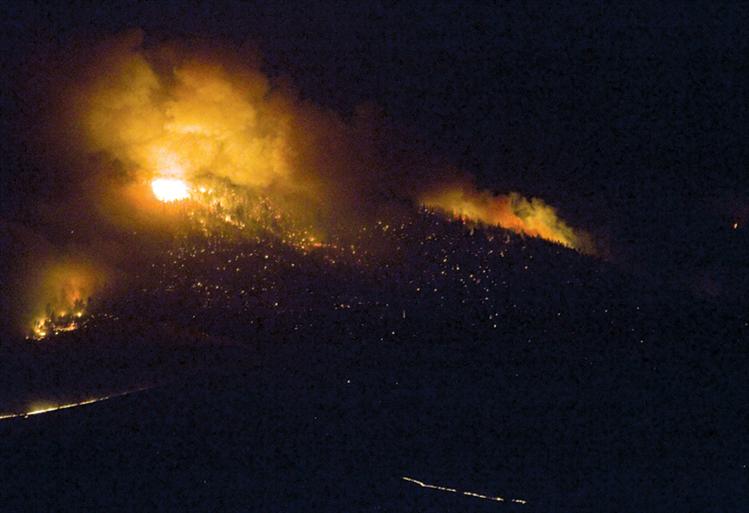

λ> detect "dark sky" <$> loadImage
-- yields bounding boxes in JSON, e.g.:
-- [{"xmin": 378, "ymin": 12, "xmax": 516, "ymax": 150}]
[{"xmin": 1, "ymin": 1, "xmax": 747, "ymax": 296}]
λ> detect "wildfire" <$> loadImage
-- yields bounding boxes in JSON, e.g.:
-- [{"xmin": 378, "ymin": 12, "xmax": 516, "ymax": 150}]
[
  {"xmin": 62, "ymin": 33, "xmax": 597, "ymax": 257},
  {"xmin": 151, "ymin": 178, "xmax": 190, "ymax": 203}
]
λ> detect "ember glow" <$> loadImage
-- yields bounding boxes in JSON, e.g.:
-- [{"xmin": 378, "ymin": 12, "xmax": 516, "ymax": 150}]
[
  {"xmin": 31, "ymin": 305, "xmax": 85, "ymax": 340},
  {"xmin": 151, "ymin": 178, "xmax": 190, "ymax": 202}
]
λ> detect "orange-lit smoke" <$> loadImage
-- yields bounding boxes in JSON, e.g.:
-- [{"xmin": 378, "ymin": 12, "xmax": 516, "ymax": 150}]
[{"xmin": 65, "ymin": 32, "xmax": 297, "ymax": 217}]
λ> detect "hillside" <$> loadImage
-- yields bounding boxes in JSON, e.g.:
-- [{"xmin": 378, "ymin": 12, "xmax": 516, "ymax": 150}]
[{"xmin": 0, "ymin": 211, "xmax": 746, "ymax": 511}]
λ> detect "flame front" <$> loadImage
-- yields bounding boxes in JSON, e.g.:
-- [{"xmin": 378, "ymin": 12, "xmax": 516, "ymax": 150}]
[{"xmin": 421, "ymin": 183, "xmax": 594, "ymax": 253}]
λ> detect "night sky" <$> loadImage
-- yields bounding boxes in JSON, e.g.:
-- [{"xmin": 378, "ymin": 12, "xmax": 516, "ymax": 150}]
[{"xmin": 0, "ymin": 2, "xmax": 747, "ymax": 512}]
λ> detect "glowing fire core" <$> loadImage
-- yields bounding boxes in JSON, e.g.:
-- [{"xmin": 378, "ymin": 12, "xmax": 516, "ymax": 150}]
[{"xmin": 151, "ymin": 178, "xmax": 190, "ymax": 203}]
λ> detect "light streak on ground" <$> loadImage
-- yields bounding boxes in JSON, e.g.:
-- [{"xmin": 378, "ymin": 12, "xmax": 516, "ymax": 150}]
[
  {"xmin": 0, "ymin": 385, "xmax": 154, "ymax": 421},
  {"xmin": 402, "ymin": 476, "xmax": 527, "ymax": 505}
]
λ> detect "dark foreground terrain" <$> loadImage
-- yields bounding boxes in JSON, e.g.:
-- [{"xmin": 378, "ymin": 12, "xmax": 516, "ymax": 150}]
[
  {"xmin": 1, "ymin": 336, "xmax": 746, "ymax": 512},
  {"xmin": 1, "ymin": 217, "xmax": 747, "ymax": 512}
]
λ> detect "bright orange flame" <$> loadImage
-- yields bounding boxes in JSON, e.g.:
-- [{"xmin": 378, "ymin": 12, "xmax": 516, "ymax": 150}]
[
  {"xmin": 421, "ymin": 184, "xmax": 594, "ymax": 254},
  {"xmin": 151, "ymin": 178, "xmax": 190, "ymax": 202}
]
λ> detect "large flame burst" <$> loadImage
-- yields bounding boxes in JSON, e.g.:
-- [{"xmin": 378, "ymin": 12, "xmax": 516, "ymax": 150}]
[{"xmin": 151, "ymin": 178, "xmax": 190, "ymax": 202}]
